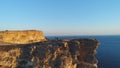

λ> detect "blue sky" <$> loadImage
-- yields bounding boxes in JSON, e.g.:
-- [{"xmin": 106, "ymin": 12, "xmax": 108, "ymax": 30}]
[{"xmin": 0, "ymin": 0, "xmax": 120, "ymax": 36}]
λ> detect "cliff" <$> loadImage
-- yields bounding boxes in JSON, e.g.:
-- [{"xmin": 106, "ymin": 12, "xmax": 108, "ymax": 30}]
[
  {"xmin": 0, "ymin": 30, "xmax": 99, "ymax": 68},
  {"xmin": 0, "ymin": 30, "xmax": 46, "ymax": 44}
]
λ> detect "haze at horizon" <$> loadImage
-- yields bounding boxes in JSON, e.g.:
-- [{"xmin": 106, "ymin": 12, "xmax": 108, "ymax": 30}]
[{"xmin": 0, "ymin": 0, "xmax": 120, "ymax": 36}]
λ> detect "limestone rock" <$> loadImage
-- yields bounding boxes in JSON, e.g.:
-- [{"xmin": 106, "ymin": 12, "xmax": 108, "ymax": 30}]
[
  {"xmin": 0, "ymin": 38, "xmax": 99, "ymax": 68},
  {"xmin": 0, "ymin": 30, "xmax": 46, "ymax": 44},
  {"xmin": 0, "ymin": 30, "xmax": 99, "ymax": 68}
]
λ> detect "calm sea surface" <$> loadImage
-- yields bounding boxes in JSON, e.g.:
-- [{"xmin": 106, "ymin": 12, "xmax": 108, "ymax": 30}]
[{"xmin": 46, "ymin": 35, "xmax": 120, "ymax": 68}]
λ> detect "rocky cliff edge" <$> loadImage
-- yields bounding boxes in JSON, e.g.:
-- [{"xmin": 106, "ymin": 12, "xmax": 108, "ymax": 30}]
[
  {"xmin": 0, "ymin": 30, "xmax": 99, "ymax": 68},
  {"xmin": 0, "ymin": 30, "xmax": 46, "ymax": 44}
]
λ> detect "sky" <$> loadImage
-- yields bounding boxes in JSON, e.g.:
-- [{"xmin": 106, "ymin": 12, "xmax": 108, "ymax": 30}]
[{"xmin": 0, "ymin": 0, "xmax": 120, "ymax": 36}]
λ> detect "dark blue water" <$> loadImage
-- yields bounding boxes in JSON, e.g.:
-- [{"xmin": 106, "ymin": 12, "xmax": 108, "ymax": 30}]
[{"xmin": 46, "ymin": 35, "xmax": 120, "ymax": 68}]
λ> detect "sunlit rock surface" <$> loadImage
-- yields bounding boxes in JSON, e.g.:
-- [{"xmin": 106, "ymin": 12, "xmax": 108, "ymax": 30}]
[
  {"xmin": 0, "ymin": 30, "xmax": 46, "ymax": 44},
  {"xmin": 0, "ymin": 30, "xmax": 99, "ymax": 68}
]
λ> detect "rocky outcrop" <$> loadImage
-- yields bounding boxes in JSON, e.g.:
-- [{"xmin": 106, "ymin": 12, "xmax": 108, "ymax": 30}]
[
  {"xmin": 0, "ymin": 39, "xmax": 99, "ymax": 68},
  {"xmin": 0, "ymin": 30, "xmax": 99, "ymax": 68},
  {"xmin": 0, "ymin": 30, "xmax": 46, "ymax": 44}
]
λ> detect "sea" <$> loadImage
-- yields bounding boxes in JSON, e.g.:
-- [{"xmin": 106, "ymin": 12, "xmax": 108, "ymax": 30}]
[{"xmin": 46, "ymin": 35, "xmax": 120, "ymax": 68}]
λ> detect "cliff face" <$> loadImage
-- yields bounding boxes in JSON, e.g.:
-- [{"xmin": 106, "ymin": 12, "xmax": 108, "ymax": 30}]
[
  {"xmin": 0, "ymin": 39, "xmax": 99, "ymax": 68},
  {"xmin": 0, "ymin": 30, "xmax": 46, "ymax": 44},
  {"xmin": 0, "ymin": 30, "xmax": 99, "ymax": 68}
]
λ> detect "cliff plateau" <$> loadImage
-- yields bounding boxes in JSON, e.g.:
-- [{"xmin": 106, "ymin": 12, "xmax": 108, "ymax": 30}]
[
  {"xmin": 0, "ymin": 30, "xmax": 99, "ymax": 68},
  {"xmin": 0, "ymin": 30, "xmax": 46, "ymax": 44}
]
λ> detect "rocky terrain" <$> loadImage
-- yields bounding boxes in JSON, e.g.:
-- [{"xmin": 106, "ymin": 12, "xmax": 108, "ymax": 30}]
[
  {"xmin": 0, "ymin": 30, "xmax": 99, "ymax": 68},
  {"xmin": 0, "ymin": 30, "xmax": 46, "ymax": 44}
]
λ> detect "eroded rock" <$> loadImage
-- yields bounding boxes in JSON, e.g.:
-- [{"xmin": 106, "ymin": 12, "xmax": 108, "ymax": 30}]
[
  {"xmin": 0, "ymin": 30, "xmax": 99, "ymax": 68},
  {"xmin": 0, "ymin": 30, "xmax": 46, "ymax": 44},
  {"xmin": 0, "ymin": 39, "xmax": 99, "ymax": 68}
]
